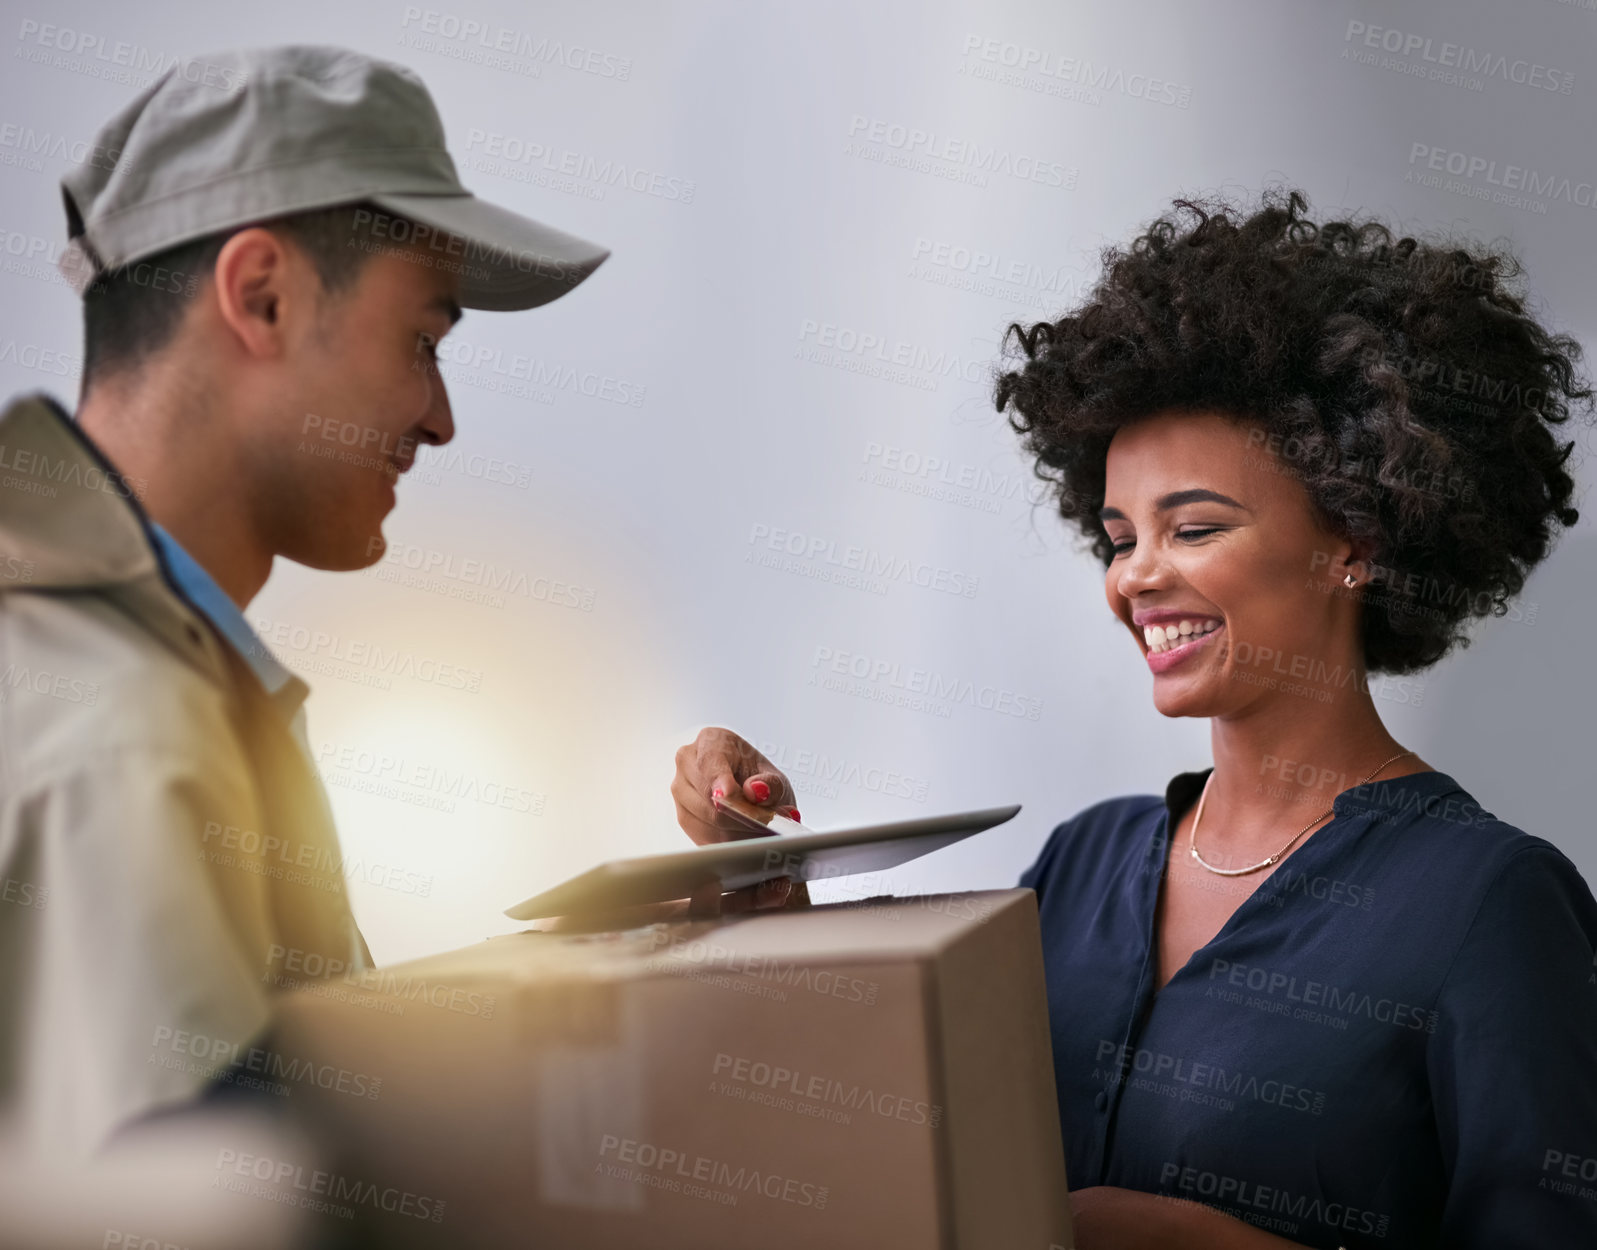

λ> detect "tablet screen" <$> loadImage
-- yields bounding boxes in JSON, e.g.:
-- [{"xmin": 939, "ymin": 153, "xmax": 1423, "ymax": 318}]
[{"xmin": 503, "ymin": 804, "xmax": 1021, "ymax": 920}]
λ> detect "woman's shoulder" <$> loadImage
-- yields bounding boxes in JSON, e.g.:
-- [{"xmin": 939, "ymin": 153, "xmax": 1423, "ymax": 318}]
[
  {"xmin": 1049, "ymin": 789, "xmax": 1167, "ymax": 844},
  {"xmin": 1455, "ymin": 818, "xmax": 1596, "ymax": 915},
  {"xmin": 1374, "ymin": 773, "xmax": 1588, "ymax": 881},
  {"xmin": 1422, "ymin": 816, "xmax": 1597, "ymax": 1002},
  {"xmin": 1358, "ymin": 773, "xmax": 1597, "ymax": 927},
  {"xmin": 1020, "ymin": 787, "xmax": 1169, "ymax": 891}
]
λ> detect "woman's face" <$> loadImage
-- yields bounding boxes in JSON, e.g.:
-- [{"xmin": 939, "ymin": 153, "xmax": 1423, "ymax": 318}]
[{"xmin": 1099, "ymin": 410, "xmax": 1364, "ymax": 719}]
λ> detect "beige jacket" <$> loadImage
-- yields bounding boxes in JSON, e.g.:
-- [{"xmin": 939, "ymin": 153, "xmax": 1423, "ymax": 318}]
[{"xmin": 0, "ymin": 392, "xmax": 369, "ymax": 1156}]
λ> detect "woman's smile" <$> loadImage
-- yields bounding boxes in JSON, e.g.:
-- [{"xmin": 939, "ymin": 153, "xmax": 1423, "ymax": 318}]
[{"xmin": 1140, "ymin": 617, "xmax": 1224, "ymax": 673}]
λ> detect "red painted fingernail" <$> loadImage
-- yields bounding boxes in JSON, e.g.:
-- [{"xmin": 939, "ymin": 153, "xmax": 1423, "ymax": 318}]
[
  {"xmin": 784, "ymin": 808, "xmax": 802, "ymax": 822},
  {"xmin": 711, "ymin": 786, "xmax": 725, "ymax": 807},
  {"xmin": 749, "ymin": 779, "xmax": 770, "ymax": 802}
]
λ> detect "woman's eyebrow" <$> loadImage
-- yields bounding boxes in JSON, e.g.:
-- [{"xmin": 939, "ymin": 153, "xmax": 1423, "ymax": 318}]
[{"xmin": 1097, "ymin": 488, "xmax": 1251, "ymax": 521}]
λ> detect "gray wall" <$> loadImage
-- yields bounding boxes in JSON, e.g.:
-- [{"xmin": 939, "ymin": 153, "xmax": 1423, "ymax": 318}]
[{"xmin": 2, "ymin": 0, "xmax": 1592, "ymax": 963}]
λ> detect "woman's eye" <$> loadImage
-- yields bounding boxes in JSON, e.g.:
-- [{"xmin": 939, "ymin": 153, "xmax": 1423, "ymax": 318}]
[{"xmin": 1109, "ymin": 527, "xmax": 1222, "ymax": 558}]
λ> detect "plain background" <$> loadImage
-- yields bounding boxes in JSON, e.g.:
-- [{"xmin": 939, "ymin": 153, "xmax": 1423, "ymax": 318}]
[{"xmin": 1, "ymin": 0, "xmax": 1593, "ymax": 964}]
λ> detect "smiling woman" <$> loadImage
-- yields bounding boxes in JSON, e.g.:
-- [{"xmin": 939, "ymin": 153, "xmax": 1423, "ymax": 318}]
[
  {"xmin": 999, "ymin": 186, "xmax": 1586, "ymax": 675},
  {"xmin": 983, "ymin": 187, "xmax": 1597, "ymax": 1248},
  {"xmin": 675, "ymin": 186, "xmax": 1597, "ymax": 1249}
]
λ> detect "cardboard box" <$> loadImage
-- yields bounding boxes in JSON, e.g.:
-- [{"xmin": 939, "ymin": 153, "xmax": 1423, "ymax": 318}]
[{"xmin": 270, "ymin": 888, "xmax": 1072, "ymax": 1249}]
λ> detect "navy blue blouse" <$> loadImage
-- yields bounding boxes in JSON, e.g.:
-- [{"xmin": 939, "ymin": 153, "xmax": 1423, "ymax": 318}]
[{"xmin": 1019, "ymin": 767, "xmax": 1597, "ymax": 1249}]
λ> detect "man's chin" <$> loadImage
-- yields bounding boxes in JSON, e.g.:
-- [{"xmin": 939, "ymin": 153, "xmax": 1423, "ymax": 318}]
[{"xmin": 283, "ymin": 526, "xmax": 390, "ymax": 573}]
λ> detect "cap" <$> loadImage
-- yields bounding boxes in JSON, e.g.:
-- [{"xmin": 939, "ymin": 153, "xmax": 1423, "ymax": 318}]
[{"xmin": 57, "ymin": 44, "xmax": 609, "ymax": 311}]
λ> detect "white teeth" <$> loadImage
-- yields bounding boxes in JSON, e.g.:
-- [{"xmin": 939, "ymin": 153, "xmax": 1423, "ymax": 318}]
[{"xmin": 1142, "ymin": 619, "xmax": 1220, "ymax": 652}]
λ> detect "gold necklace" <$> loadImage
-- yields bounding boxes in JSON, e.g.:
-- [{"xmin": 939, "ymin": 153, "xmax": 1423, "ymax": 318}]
[{"xmin": 1188, "ymin": 749, "xmax": 1416, "ymax": 877}]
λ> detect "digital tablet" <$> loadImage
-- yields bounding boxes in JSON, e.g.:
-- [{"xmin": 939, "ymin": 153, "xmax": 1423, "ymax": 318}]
[{"xmin": 502, "ymin": 803, "xmax": 1022, "ymax": 920}]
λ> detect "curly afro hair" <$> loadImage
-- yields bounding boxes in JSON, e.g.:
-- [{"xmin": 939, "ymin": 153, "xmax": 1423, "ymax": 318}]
[{"xmin": 994, "ymin": 186, "xmax": 1593, "ymax": 675}]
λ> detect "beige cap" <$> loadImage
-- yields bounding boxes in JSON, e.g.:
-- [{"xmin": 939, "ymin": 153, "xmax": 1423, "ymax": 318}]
[{"xmin": 58, "ymin": 44, "xmax": 609, "ymax": 311}]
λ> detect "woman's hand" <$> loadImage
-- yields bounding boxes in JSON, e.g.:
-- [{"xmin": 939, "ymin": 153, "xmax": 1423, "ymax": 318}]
[
  {"xmin": 672, "ymin": 727, "xmax": 799, "ymax": 845},
  {"xmin": 1070, "ymin": 1186, "xmax": 1317, "ymax": 1250}
]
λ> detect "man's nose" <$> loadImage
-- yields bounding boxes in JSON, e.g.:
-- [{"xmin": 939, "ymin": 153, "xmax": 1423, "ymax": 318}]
[{"xmin": 416, "ymin": 362, "xmax": 455, "ymax": 447}]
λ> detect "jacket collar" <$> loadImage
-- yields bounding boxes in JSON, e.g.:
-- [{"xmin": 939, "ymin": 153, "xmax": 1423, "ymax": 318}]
[
  {"xmin": 0, "ymin": 391, "xmax": 231, "ymax": 688},
  {"xmin": 0, "ymin": 391, "xmax": 157, "ymax": 589}
]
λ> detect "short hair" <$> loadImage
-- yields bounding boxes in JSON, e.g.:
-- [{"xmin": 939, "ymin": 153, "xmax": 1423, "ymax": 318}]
[
  {"xmin": 81, "ymin": 201, "xmax": 383, "ymax": 387},
  {"xmin": 994, "ymin": 185, "xmax": 1594, "ymax": 675}
]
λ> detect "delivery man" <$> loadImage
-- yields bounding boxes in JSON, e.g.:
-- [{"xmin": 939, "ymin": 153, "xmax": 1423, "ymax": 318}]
[{"xmin": 0, "ymin": 43, "xmax": 791, "ymax": 1159}]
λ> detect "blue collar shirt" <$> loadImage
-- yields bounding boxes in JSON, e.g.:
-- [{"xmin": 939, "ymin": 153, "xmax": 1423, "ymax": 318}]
[{"xmin": 147, "ymin": 524, "xmax": 312, "ymax": 755}]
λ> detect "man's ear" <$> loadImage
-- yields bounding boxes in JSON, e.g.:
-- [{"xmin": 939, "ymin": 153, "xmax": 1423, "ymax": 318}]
[{"xmin": 211, "ymin": 227, "xmax": 297, "ymax": 360}]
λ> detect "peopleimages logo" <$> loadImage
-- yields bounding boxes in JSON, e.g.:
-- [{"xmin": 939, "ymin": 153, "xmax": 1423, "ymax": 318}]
[
  {"xmin": 647, "ymin": 930, "xmax": 880, "ymax": 1004},
  {"xmin": 463, "ymin": 129, "xmax": 695, "ymax": 203},
  {"xmin": 213, "ymin": 1149, "xmax": 446, "ymax": 1223},
  {"xmin": 0, "ymin": 338, "xmax": 80, "ymax": 377},
  {"xmin": 959, "ymin": 34, "xmax": 1193, "ymax": 108},
  {"xmin": 253, "ymin": 615, "xmax": 485, "ymax": 694},
  {"xmin": 263, "ymin": 944, "xmax": 496, "ymax": 1019},
  {"xmin": 0, "ymin": 438, "xmax": 141, "ymax": 501},
  {"xmin": 13, "ymin": 19, "xmax": 249, "ymax": 92},
  {"xmin": 398, "ymin": 7, "xmax": 633, "ymax": 79},
  {"xmin": 1160, "ymin": 1162, "xmax": 1390, "ymax": 1238},
  {"xmin": 150, "ymin": 1025, "xmax": 382, "ymax": 1099},
  {"xmin": 598, "ymin": 1135, "xmax": 829, "ymax": 1208},
  {"xmin": 1342, "ymin": 20, "xmax": 1574, "ymax": 94},
  {"xmin": 756, "ymin": 740, "xmax": 930, "ymax": 803},
  {"xmin": 909, "ymin": 236, "xmax": 1082, "ymax": 300},
  {"xmin": 312, "ymin": 741, "xmax": 545, "ymax": 815},
  {"xmin": 1543, "ymin": 1148, "xmax": 1597, "ymax": 1194},
  {"xmin": 845, "ymin": 115, "xmax": 1076, "ymax": 189},
  {"xmin": 423, "ymin": 335, "xmax": 646, "ymax": 408},
  {"xmin": 351, "ymin": 208, "xmax": 585, "ymax": 287},
  {"xmin": 200, "ymin": 819, "xmax": 434, "ymax": 898},
  {"xmin": 1406, "ymin": 142, "xmax": 1595, "ymax": 212},
  {"xmin": 746, "ymin": 523, "xmax": 980, "ymax": 599},
  {"xmin": 0, "ymin": 662, "xmax": 97, "ymax": 705},
  {"xmin": 1207, "ymin": 958, "xmax": 1438, "ymax": 1032},
  {"xmin": 0, "ymin": 120, "xmax": 120, "ymax": 172},
  {"xmin": 711, "ymin": 1052, "xmax": 942, "ymax": 1127},
  {"xmin": 796, "ymin": 319, "xmax": 986, "ymax": 384},
  {"xmin": 809, "ymin": 645, "xmax": 1044, "ymax": 721},
  {"xmin": 1093, "ymin": 1040, "xmax": 1327, "ymax": 1115},
  {"xmin": 366, "ymin": 537, "xmax": 598, "ymax": 613},
  {"xmin": 861, "ymin": 441, "xmax": 1047, "ymax": 510}
]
